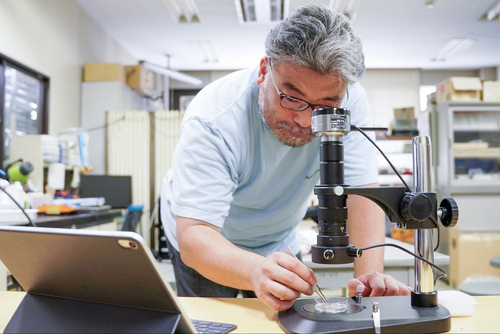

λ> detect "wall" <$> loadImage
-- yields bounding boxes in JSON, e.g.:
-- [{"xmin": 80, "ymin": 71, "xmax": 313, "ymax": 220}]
[
  {"xmin": 173, "ymin": 67, "xmax": 499, "ymax": 129},
  {"xmin": 0, "ymin": 0, "xmax": 137, "ymax": 135},
  {"xmin": 359, "ymin": 69, "xmax": 421, "ymax": 128}
]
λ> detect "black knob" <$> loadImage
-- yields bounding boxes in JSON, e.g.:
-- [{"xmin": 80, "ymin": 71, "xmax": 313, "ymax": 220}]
[
  {"xmin": 439, "ymin": 198, "xmax": 459, "ymax": 227},
  {"xmin": 400, "ymin": 193, "xmax": 433, "ymax": 222}
]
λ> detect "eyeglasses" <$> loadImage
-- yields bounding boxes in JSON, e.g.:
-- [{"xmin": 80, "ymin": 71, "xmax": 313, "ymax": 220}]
[{"xmin": 268, "ymin": 59, "xmax": 347, "ymax": 112}]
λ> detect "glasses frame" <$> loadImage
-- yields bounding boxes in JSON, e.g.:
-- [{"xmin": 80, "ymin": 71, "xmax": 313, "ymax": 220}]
[{"xmin": 267, "ymin": 59, "xmax": 347, "ymax": 112}]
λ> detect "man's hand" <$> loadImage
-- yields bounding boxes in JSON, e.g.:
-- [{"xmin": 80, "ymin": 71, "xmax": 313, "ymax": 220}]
[
  {"xmin": 250, "ymin": 251, "xmax": 316, "ymax": 311},
  {"xmin": 348, "ymin": 272, "xmax": 412, "ymax": 297}
]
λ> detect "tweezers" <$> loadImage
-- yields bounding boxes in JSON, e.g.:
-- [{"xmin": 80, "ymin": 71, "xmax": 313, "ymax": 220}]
[{"xmin": 285, "ymin": 246, "xmax": 330, "ymax": 306}]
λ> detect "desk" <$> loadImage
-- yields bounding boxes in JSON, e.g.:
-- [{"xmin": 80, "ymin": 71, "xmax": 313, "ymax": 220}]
[
  {"xmin": 33, "ymin": 209, "xmax": 122, "ymax": 228},
  {"xmin": 0, "ymin": 292, "xmax": 498, "ymax": 333},
  {"xmin": 303, "ymin": 237, "xmax": 450, "ymax": 289}
]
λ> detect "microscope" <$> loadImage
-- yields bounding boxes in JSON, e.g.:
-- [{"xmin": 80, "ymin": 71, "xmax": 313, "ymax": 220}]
[{"xmin": 278, "ymin": 107, "xmax": 459, "ymax": 333}]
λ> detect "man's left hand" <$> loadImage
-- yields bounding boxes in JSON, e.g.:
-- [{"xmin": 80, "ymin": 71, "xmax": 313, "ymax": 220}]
[{"xmin": 347, "ymin": 272, "xmax": 412, "ymax": 297}]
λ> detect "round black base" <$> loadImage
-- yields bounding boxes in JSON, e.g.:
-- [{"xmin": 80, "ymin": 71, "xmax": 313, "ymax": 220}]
[{"xmin": 277, "ymin": 296, "xmax": 450, "ymax": 334}]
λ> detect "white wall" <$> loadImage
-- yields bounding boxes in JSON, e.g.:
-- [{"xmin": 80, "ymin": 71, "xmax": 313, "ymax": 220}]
[
  {"xmin": 359, "ymin": 69, "xmax": 421, "ymax": 128},
  {"xmin": 0, "ymin": 0, "xmax": 137, "ymax": 135}
]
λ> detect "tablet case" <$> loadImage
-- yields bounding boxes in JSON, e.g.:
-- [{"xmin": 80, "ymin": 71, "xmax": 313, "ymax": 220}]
[{"xmin": 0, "ymin": 226, "xmax": 196, "ymax": 333}]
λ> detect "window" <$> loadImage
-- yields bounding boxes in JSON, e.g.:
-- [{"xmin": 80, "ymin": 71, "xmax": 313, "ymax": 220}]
[{"xmin": 0, "ymin": 54, "xmax": 49, "ymax": 169}]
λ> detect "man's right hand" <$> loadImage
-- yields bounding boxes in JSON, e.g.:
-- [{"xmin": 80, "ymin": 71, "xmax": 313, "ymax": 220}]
[{"xmin": 249, "ymin": 251, "xmax": 317, "ymax": 311}]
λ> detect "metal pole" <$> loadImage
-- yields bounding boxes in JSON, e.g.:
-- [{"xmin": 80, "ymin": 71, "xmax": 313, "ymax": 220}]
[{"xmin": 412, "ymin": 136, "xmax": 435, "ymax": 293}]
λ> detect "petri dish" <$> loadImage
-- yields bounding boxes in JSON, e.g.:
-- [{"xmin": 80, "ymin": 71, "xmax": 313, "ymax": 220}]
[{"xmin": 314, "ymin": 297, "xmax": 348, "ymax": 314}]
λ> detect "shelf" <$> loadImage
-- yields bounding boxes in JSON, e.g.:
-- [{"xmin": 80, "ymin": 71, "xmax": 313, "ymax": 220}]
[{"xmin": 436, "ymin": 102, "xmax": 500, "ymax": 194}]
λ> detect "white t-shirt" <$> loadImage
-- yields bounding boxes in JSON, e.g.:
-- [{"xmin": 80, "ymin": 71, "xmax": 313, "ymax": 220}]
[{"xmin": 160, "ymin": 65, "xmax": 377, "ymax": 256}]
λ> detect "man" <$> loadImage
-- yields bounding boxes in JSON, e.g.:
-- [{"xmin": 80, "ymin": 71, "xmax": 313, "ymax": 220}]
[{"xmin": 160, "ymin": 4, "xmax": 411, "ymax": 311}]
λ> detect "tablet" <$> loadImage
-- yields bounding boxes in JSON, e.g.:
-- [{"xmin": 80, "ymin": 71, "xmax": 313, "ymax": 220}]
[{"xmin": 0, "ymin": 225, "xmax": 196, "ymax": 333}]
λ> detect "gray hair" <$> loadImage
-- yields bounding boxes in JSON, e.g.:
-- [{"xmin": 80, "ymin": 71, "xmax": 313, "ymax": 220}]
[{"xmin": 265, "ymin": 4, "xmax": 365, "ymax": 84}]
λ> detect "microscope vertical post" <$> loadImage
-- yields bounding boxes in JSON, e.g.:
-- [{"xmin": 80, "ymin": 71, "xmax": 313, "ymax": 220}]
[{"xmin": 412, "ymin": 136, "xmax": 437, "ymax": 306}]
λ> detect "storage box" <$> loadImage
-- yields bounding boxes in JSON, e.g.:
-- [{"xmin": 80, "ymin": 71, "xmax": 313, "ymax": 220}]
[
  {"xmin": 449, "ymin": 228, "xmax": 500, "ymax": 288},
  {"xmin": 393, "ymin": 107, "xmax": 415, "ymax": 119},
  {"xmin": 83, "ymin": 63, "xmax": 123, "ymax": 82},
  {"xmin": 436, "ymin": 77, "xmax": 482, "ymax": 104},
  {"xmin": 124, "ymin": 65, "xmax": 154, "ymax": 97},
  {"xmin": 482, "ymin": 81, "xmax": 500, "ymax": 102}
]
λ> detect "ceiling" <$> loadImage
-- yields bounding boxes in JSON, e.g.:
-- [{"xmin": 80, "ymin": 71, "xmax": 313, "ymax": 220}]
[{"xmin": 76, "ymin": 0, "xmax": 500, "ymax": 72}]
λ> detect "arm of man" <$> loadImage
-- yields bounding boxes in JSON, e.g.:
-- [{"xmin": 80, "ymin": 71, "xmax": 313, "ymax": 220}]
[
  {"xmin": 347, "ymin": 183, "xmax": 412, "ymax": 297},
  {"xmin": 176, "ymin": 216, "xmax": 316, "ymax": 311}
]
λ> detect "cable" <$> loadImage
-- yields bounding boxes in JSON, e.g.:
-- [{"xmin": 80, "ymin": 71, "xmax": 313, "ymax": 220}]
[
  {"xmin": 85, "ymin": 115, "xmax": 126, "ymax": 133},
  {"xmin": 351, "ymin": 125, "xmax": 442, "ymax": 250},
  {"xmin": 0, "ymin": 186, "xmax": 37, "ymax": 227},
  {"xmin": 356, "ymin": 243, "xmax": 447, "ymax": 275},
  {"xmin": 351, "ymin": 125, "xmax": 412, "ymax": 192}
]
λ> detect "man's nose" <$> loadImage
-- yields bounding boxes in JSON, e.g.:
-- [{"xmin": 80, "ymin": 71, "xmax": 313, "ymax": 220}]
[{"xmin": 293, "ymin": 109, "xmax": 312, "ymax": 128}]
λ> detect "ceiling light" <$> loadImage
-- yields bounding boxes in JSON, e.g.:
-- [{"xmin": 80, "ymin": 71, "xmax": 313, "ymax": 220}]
[
  {"xmin": 480, "ymin": 0, "xmax": 500, "ymax": 21},
  {"xmin": 141, "ymin": 61, "xmax": 202, "ymax": 86},
  {"xmin": 433, "ymin": 38, "xmax": 476, "ymax": 62},
  {"xmin": 234, "ymin": 0, "xmax": 289, "ymax": 24},
  {"xmin": 189, "ymin": 41, "xmax": 218, "ymax": 63},
  {"xmin": 329, "ymin": 0, "xmax": 362, "ymax": 21},
  {"xmin": 162, "ymin": 0, "xmax": 200, "ymax": 23}
]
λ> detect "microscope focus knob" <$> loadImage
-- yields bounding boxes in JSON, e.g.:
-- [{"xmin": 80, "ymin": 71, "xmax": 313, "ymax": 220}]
[
  {"xmin": 438, "ymin": 198, "xmax": 459, "ymax": 227},
  {"xmin": 400, "ymin": 193, "xmax": 433, "ymax": 222}
]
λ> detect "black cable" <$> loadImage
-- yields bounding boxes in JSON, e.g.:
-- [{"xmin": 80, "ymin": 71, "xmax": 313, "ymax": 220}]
[
  {"xmin": 0, "ymin": 186, "xmax": 37, "ymax": 227},
  {"xmin": 357, "ymin": 243, "xmax": 447, "ymax": 275},
  {"xmin": 351, "ymin": 125, "xmax": 412, "ymax": 192},
  {"xmin": 85, "ymin": 115, "xmax": 126, "ymax": 133}
]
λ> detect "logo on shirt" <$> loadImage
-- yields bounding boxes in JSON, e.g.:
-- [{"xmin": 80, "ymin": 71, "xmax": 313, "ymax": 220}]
[{"xmin": 306, "ymin": 169, "xmax": 320, "ymax": 180}]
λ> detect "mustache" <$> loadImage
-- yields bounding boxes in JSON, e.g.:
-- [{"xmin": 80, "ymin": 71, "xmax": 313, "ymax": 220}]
[{"xmin": 278, "ymin": 122, "xmax": 312, "ymax": 135}]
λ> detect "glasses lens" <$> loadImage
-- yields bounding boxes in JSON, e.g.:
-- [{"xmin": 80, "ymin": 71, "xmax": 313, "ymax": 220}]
[{"xmin": 281, "ymin": 96, "xmax": 308, "ymax": 111}]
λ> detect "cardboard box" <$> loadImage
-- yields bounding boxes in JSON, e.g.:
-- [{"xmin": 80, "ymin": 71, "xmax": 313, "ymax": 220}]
[
  {"xmin": 449, "ymin": 228, "xmax": 500, "ymax": 288},
  {"xmin": 393, "ymin": 107, "xmax": 415, "ymax": 119},
  {"xmin": 436, "ymin": 77, "xmax": 482, "ymax": 104},
  {"xmin": 83, "ymin": 63, "xmax": 123, "ymax": 82},
  {"xmin": 124, "ymin": 65, "xmax": 154, "ymax": 97},
  {"xmin": 483, "ymin": 81, "xmax": 500, "ymax": 102}
]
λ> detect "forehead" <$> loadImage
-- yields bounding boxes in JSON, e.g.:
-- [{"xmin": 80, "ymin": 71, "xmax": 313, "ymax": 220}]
[{"xmin": 273, "ymin": 61, "xmax": 346, "ymax": 97}]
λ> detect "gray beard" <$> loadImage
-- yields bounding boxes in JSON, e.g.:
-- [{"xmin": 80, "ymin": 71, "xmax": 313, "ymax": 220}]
[{"xmin": 257, "ymin": 86, "xmax": 315, "ymax": 148}]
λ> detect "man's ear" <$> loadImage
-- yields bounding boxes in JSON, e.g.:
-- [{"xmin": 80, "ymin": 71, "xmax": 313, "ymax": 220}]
[{"xmin": 256, "ymin": 57, "xmax": 268, "ymax": 87}]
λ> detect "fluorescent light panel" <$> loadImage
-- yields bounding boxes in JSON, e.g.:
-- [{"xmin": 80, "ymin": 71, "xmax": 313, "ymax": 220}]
[
  {"xmin": 163, "ymin": 0, "xmax": 200, "ymax": 23},
  {"xmin": 433, "ymin": 38, "xmax": 476, "ymax": 62},
  {"xmin": 141, "ymin": 62, "xmax": 202, "ymax": 86},
  {"xmin": 234, "ymin": 0, "xmax": 289, "ymax": 24}
]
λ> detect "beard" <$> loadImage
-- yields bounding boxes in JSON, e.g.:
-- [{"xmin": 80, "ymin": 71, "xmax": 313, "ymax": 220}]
[{"xmin": 258, "ymin": 80, "xmax": 315, "ymax": 148}]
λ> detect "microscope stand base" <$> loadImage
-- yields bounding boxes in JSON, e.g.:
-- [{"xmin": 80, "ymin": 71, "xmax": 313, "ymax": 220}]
[{"xmin": 277, "ymin": 295, "xmax": 450, "ymax": 333}]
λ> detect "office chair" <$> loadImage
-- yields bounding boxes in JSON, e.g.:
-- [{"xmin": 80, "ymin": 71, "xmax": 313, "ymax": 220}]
[{"xmin": 120, "ymin": 204, "xmax": 144, "ymax": 232}]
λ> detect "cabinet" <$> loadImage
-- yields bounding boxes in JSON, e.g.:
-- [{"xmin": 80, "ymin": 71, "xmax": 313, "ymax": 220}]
[
  {"xmin": 376, "ymin": 136, "xmax": 413, "ymax": 188},
  {"xmin": 436, "ymin": 102, "xmax": 500, "ymax": 195},
  {"xmin": 434, "ymin": 102, "xmax": 500, "ymax": 287}
]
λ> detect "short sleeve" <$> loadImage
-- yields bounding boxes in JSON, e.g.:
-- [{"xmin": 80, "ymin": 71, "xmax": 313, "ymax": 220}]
[{"xmin": 170, "ymin": 118, "xmax": 239, "ymax": 228}]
